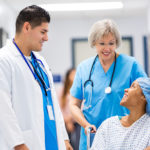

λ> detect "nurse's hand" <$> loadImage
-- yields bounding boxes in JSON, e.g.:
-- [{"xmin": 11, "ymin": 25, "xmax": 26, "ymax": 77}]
[
  {"xmin": 14, "ymin": 144, "xmax": 29, "ymax": 150},
  {"xmin": 84, "ymin": 124, "xmax": 96, "ymax": 135},
  {"xmin": 65, "ymin": 140, "xmax": 73, "ymax": 150}
]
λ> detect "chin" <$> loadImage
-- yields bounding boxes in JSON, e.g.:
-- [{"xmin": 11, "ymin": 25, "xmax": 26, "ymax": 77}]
[
  {"xmin": 120, "ymin": 98, "xmax": 126, "ymax": 106},
  {"xmin": 34, "ymin": 48, "xmax": 42, "ymax": 52},
  {"xmin": 103, "ymin": 55, "xmax": 112, "ymax": 61}
]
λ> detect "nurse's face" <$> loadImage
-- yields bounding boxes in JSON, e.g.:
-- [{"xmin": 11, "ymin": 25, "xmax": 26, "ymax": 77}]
[
  {"xmin": 120, "ymin": 81, "xmax": 146, "ymax": 109},
  {"xmin": 95, "ymin": 33, "xmax": 117, "ymax": 63},
  {"xmin": 27, "ymin": 22, "xmax": 49, "ymax": 52}
]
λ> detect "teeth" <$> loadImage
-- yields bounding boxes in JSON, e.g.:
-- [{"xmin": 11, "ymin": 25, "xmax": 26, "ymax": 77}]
[{"xmin": 103, "ymin": 52, "xmax": 109, "ymax": 55}]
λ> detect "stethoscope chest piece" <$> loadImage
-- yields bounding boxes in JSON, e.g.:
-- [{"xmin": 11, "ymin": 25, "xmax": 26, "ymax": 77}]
[{"xmin": 105, "ymin": 86, "xmax": 111, "ymax": 94}]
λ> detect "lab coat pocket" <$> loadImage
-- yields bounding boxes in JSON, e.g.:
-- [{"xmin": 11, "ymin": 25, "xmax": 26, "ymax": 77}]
[{"xmin": 23, "ymin": 130, "xmax": 33, "ymax": 149}]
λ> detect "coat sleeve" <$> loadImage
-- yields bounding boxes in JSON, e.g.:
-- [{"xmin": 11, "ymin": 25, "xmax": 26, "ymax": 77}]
[
  {"xmin": 39, "ymin": 55, "xmax": 69, "ymax": 141},
  {"xmin": 53, "ymin": 88, "xmax": 69, "ymax": 140},
  {"xmin": 48, "ymin": 70, "xmax": 69, "ymax": 140},
  {"xmin": 0, "ymin": 57, "xmax": 24, "ymax": 149}
]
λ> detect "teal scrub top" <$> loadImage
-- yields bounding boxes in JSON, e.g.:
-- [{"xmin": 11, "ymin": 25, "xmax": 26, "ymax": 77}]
[
  {"xmin": 30, "ymin": 54, "xmax": 58, "ymax": 150},
  {"xmin": 70, "ymin": 54, "xmax": 147, "ymax": 150}
]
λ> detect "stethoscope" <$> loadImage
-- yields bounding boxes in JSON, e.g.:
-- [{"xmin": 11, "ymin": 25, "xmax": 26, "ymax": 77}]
[
  {"xmin": 83, "ymin": 53, "xmax": 117, "ymax": 110},
  {"xmin": 13, "ymin": 39, "xmax": 51, "ymax": 102},
  {"xmin": 84, "ymin": 52, "xmax": 116, "ymax": 94}
]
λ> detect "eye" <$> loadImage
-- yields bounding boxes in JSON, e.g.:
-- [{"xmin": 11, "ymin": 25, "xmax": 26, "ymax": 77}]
[
  {"xmin": 41, "ymin": 31, "xmax": 45, "ymax": 34},
  {"xmin": 109, "ymin": 42, "xmax": 115, "ymax": 45},
  {"xmin": 131, "ymin": 84, "xmax": 136, "ymax": 89},
  {"xmin": 99, "ymin": 42, "xmax": 104, "ymax": 45}
]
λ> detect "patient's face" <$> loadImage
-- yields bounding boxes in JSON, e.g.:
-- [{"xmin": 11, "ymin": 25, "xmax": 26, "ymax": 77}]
[{"xmin": 120, "ymin": 81, "xmax": 144, "ymax": 107}]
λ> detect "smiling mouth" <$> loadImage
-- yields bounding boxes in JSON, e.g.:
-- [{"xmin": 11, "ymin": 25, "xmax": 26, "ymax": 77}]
[
  {"xmin": 123, "ymin": 93, "xmax": 128, "ymax": 99},
  {"xmin": 102, "ymin": 52, "xmax": 110, "ymax": 56}
]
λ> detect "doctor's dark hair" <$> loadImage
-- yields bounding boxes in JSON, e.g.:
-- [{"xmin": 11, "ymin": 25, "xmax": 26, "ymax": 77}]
[{"xmin": 16, "ymin": 5, "xmax": 50, "ymax": 33}]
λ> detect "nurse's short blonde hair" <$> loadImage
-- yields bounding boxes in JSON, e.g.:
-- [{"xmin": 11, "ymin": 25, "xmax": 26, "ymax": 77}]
[{"xmin": 88, "ymin": 19, "xmax": 121, "ymax": 48}]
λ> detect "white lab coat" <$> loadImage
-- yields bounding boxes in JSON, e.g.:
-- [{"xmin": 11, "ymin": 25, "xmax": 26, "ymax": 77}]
[{"xmin": 0, "ymin": 40, "xmax": 68, "ymax": 150}]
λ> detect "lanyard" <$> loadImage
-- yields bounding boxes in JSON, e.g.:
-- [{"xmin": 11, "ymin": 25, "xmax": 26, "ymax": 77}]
[
  {"xmin": 13, "ymin": 39, "xmax": 50, "ymax": 93},
  {"xmin": 13, "ymin": 39, "xmax": 37, "ymax": 80}
]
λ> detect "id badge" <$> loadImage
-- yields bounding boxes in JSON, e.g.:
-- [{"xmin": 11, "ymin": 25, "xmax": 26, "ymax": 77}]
[{"xmin": 47, "ymin": 105, "xmax": 54, "ymax": 120}]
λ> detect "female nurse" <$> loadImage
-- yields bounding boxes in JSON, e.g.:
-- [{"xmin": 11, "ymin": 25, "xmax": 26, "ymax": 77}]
[{"xmin": 69, "ymin": 19, "xmax": 147, "ymax": 150}]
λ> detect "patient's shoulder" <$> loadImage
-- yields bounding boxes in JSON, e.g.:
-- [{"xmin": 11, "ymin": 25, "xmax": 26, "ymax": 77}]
[{"xmin": 100, "ymin": 116, "xmax": 119, "ymax": 129}]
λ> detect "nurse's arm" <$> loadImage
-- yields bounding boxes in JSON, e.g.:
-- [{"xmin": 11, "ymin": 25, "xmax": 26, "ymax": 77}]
[
  {"xmin": 144, "ymin": 146, "xmax": 150, "ymax": 150},
  {"xmin": 69, "ymin": 96, "xmax": 96, "ymax": 135}
]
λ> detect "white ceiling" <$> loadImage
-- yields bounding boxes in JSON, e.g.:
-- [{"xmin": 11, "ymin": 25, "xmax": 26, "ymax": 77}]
[{"xmin": 1, "ymin": 0, "xmax": 149, "ymax": 18}]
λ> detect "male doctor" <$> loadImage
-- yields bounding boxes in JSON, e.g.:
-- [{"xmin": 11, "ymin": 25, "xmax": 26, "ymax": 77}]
[{"xmin": 0, "ymin": 5, "xmax": 72, "ymax": 150}]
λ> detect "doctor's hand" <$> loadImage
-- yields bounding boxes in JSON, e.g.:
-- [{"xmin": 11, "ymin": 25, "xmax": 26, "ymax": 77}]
[
  {"xmin": 84, "ymin": 124, "xmax": 96, "ymax": 135},
  {"xmin": 64, "ymin": 140, "xmax": 73, "ymax": 150},
  {"xmin": 14, "ymin": 144, "xmax": 29, "ymax": 150}
]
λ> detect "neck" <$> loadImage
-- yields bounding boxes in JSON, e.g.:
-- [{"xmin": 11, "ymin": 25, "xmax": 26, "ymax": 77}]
[
  {"xmin": 121, "ymin": 110, "xmax": 146, "ymax": 127},
  {"xmin": 99, "ymin": 52, "xmax": 117, "ymax": 72},
  {"xmin": 14, "ymin": 35, "xmax": 31, "ymax": 56},
  {"xmin": 129, "ymin": 108, "xmax": 146, "ymax": 121}
]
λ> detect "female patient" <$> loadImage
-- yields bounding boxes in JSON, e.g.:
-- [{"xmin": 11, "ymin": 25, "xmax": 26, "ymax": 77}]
[{"xmin": 91, "ymin": 77, "xmax": 150, "ymax": 150}]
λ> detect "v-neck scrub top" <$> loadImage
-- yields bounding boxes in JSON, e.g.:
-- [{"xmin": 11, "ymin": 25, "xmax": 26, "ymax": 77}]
[{"xmin": 70, "ymin": 54, "xmax": 147, "ymax": 150}]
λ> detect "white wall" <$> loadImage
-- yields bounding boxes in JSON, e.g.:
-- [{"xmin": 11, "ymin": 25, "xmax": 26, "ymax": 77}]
[
  {"xmin": 41, "ymin": 15, "xmax": 148, "ymax": 77},
  {"xmin": 0, "ymin": 2, "xmax": 16, "ymax": 38},
  {"xmin": 0, "ymin": 4, "xmax": 148, "ymax": 78}
]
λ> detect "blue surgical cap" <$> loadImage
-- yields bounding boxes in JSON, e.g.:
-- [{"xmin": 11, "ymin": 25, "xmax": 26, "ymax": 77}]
[{"xmin": 136, "ymin": 77, "xmax": 150, "ymax": 115}]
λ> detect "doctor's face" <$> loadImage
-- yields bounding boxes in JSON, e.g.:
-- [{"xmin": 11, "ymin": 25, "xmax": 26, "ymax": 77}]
[
  {"xmin": 95, "ymin": 33, "xmax": 117, "ymax": 63},
  {"xmin": 27, "ymin": 22, "xmax": 49, "ymax": 51}
]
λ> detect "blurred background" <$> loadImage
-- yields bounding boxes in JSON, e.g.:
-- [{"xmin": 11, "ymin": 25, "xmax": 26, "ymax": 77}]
[{"xmin": 0, "ymin": 0, "xmax": 149, "ymax": 84}]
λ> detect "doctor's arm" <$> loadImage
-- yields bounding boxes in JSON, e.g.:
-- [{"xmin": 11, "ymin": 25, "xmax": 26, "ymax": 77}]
[
  {"xmin": 69, "ymin": 96, "xmax": 96, "ymax": 134},
  {"xmin": 0, "ymin": 58, "xmax": 26, "ymax": 149}
]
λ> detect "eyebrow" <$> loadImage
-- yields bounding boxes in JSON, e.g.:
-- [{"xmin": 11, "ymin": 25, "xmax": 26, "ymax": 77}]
[{"xmin": 42, "ymin": 29, "xmax": 48, "ymax": 32}]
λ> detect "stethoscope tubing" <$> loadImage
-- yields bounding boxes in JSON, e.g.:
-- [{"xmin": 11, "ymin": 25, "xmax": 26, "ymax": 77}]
[
  {"xmin": 83, "ymin": 53, "xmax": 117, "ymax": 110},
  {"xmin": 84, "ymin": 53, "xmax": 116, "ymax": 89},
  {"xmin": 84, "ymin": 55, "xmax": 98, "ymax": 88}
]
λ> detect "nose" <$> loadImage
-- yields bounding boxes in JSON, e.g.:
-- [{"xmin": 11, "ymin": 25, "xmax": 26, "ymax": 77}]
[
  {"xmin": 103, "ymin": 44, "xmax": 110, "ymax": 50},
  {"xmin": 44, "ymin": 33, "xmax": 48, "ymax": 41},
  {"xmin": 124, "ymin": 88, "xmax": 128, "ymax": 92}
]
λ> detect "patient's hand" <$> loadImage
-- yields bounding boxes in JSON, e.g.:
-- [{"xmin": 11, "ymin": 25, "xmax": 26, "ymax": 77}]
[{"xmin": 144, "ymin": 146, "xmax": 150, "ymax": 150}]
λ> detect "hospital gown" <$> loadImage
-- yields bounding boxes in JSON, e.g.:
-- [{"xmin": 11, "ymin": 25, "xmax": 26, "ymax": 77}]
[
  {"xmin": 91, "ymin": 114, "xmax": 150, "ymax": 150},
  {"xmin": 70, "ymin": 54, "xmax": 147, "ymax": 150}
]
